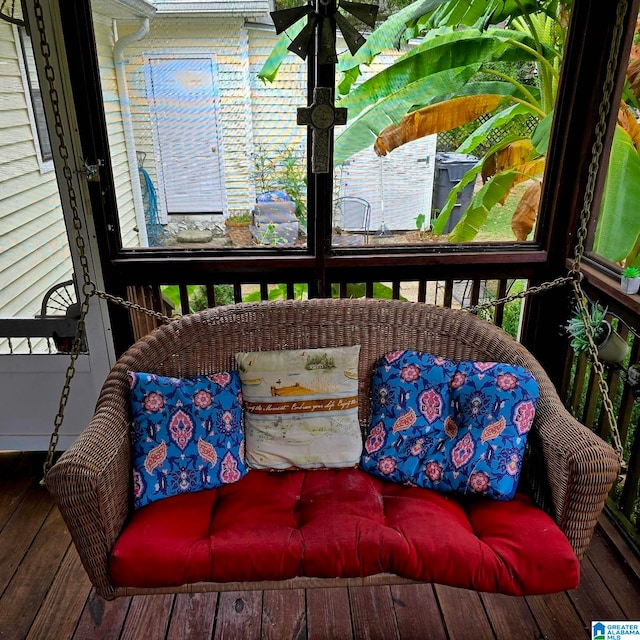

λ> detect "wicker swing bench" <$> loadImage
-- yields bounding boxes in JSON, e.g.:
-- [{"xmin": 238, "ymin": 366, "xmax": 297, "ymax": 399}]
[{"xmin": 46, "ymin": 298, "xmax": 619, "ymax": 601}]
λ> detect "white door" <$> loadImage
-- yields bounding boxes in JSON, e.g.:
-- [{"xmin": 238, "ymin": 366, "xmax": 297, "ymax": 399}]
[{"xmin": 146, "ymin": 55, "xmax": 225, "ymax": 216}]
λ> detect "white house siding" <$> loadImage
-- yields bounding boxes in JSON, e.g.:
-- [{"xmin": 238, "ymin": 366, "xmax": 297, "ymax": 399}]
[
  {"xmin": 151, "ymin": 0, "xmax": 270, "ymax": 16},
  {"xmin": 0, "ymin": 22, "xmax": 72, "ymax": 320},
  {"xmin": 247, "ymin": 24, "xmax": 306, "ymax": 185},
  {"xmin": 92, "ymin": 15, "xmax": 141, "ymax": 248}
]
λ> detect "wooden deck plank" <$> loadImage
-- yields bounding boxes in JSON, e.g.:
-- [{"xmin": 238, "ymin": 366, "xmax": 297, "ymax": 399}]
[
  {"xmin": 0, "ymin": 452, "xmax": 45, "ymax": 531},
  {"xmin": 434, "ymin": 585, "xmax": 496, "ymax": 640},
  {"xmin": 588, "ymin": 529, "xmax": 640, "ymax": 619},
  {"xmin": 25, "ymin": 545, "xmax": 92, "ymax": 640},
  {"xmin": 480, "ymin": 592, "xmax": 541, "ymax": 640},
  {"xmin": 73, "ymin": 589, "xmax": 131, "ymax": 640},
  {"xmin": 214, "ymin": 591, "xmax": 263, "ymax": 640},
  {"xmin": 526, "ymin": 593, "xmax": 588, "ymax": 639},
  {"xmin": 568, "ymin": 557, "xmax": 626, "ymax": 626},
  {"xmin": 349, "ymin": 586, "xmax": 399, "ymax": 640},
  {"xmin": 596, "ymin": 517, "xmax": 640, "ymax": 584},
  {"xmin": 0, "ymin": 451, "xmax": 21, "ymax": 478},
  {"xmin": 306, "ymin": 587, "xmax": 353, "ymax": 639},
  {"xmin": 262, "ymin": 589, "xmax": 306, "ymax": 640},
  {"xmin": 0, "ymin": 506, "xmax": 71, "ymax": 640},
  {"xmin": 391, "ymin": 583, "xmax": 447, "ymax": 640},
  {"xmin": 167, "ymin": 592, "xmax": 218, "ymax": 640},
  {"xmin": 0, "ymin": 483, "xmax": 53, "ymax": 597},
  {"xmin": 73, "ymin": 591, "xmax": 131, "ymax": 640},
  {"xmin": 119, "ymin": 595, "xmax": 174, "ymax": 640}
]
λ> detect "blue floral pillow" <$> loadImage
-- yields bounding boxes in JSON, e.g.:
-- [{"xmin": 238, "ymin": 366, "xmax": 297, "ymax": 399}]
[
  {"xmin": 129, "ymin": 371, "xmax": 247, "ymax": 509},
  {"xmin": 360, "ymin": 351, "xmax": 539, "ymax": 500}
]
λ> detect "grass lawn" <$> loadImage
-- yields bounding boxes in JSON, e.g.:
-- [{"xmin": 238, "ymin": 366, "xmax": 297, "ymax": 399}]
[{"xmin": 472, "ymin": 181, "xmax": 535, "ymax": 242}]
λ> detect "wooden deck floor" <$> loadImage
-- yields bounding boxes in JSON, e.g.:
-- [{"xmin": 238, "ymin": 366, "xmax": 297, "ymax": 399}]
[{"xmin": 1, "ymin": 452, "xmax": 639, "ymax": 640}]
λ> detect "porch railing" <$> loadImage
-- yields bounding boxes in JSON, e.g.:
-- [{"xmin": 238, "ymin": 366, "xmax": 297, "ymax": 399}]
[{"xmin": 561, "ymin": 301, "xmax": 640, "ymax": 550}]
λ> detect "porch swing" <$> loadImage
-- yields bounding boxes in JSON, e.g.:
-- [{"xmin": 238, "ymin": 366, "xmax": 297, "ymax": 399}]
[{"xmin": 39, "ymin": 0, "xmax": 626, "ymax": 602}]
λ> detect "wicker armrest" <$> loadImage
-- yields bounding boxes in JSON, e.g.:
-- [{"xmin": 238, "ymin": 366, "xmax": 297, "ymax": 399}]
[
  {"xmin": 46, "ymin": 399, "xmax": 131, "ymax": 601},
  {"xmin": 531, "ymin": 397, "xmax": 619, "ymax": 559}
]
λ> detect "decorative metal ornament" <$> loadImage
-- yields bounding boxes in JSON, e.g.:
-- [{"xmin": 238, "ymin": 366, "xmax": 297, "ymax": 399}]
[
  {"xmin": 270, "ymin": 0, "xmax": 379, "ymax": 63},
  {"xmin": 297, "ymin": 87, "xmax": 347, "ymax": 173}
]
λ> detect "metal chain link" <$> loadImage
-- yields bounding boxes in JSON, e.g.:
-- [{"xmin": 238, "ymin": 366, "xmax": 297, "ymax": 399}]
[
  {"xmin": 571, "ymin": 280, "xmax": 625, "ymax": 455},
  {"xmin": 94, "ymin": 289, "xmax": 174, "ymax": 324},
  {"xmin": 572, "ymin": 0, "xmax": 628, "ymax": 275},
  {"xmin": 566, "ymin": 0, "xmax": 628, "ymax": 458},
  {"xmin": 464, "ymin": 275, "xmax": 575, "ymax": 314}
]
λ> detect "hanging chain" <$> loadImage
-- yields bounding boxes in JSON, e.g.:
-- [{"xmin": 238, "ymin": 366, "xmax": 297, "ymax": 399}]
[
  {"xmin": 34, "ymin": 0, "xmax": 172, "ymax": 479},
  {"xmin": 94, "ymin": 289, "xmax": 174, "ymax": 324},
  {"xmin": 464, "ymin": 274, "xmax": 575, "ymax": 314},
  {"xmin": 566, "ymin": 0, "xmax": 629, "ymax": 459}
]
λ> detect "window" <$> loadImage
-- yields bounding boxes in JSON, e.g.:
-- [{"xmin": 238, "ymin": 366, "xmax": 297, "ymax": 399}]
[
  {"xmin": 16, "ymin": 25, "xmax": 53, "ymax": 170},
  {"xmin": 88, "ymin": 2, "xmax": 570, "ymax": 252}
]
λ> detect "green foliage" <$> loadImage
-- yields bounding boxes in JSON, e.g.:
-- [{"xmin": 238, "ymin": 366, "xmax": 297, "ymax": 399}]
[
  {"xmin": 566, "ymin": 302, "xmax": 608, "ymax": 354},
  {"xmin": 594, "ymin": 128, "xmax": 640, "ymax": 264},
  {"xmin": 501, "ymin": 280, "xmax": 525, "ymax": 339},
  {"xmin": 226, "ymin": 213, "xmax": 252, "ymax": 223},
  {"xmin": 241, "ymin": 281, "xmax": 403, "ymax": 302},
  {"xmin": 251, "ymin": 145, "xmax": 307, "ymax": 225},
  {"xmin": 622, "ymin": 266, "xmax": 640, "ymax": 278},
  {"xmin": 242, "ymin": 283, "xmax": 308, "ymax": 302},
  {"xmin": 161, "ymin": 284, "xmax": 234, "ymax": 314}
]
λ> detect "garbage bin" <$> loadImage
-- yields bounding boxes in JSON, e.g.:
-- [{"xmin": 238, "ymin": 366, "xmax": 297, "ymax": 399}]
[{"xmin": 431, "ymin": 153, "xmax": 478, "ymax": 233}]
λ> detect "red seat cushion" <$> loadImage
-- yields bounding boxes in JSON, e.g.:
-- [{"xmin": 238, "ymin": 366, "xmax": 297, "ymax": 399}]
[{"xmin": 110, "ymin": 469, "xmax": 579, "ymax": 595}]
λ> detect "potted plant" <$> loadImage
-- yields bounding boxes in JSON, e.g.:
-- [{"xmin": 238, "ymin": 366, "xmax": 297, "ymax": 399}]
[
  {"xmin": 566, "ymin": 302, "xmax": 629, "ymax": 364},
  {"xmin": 621, "ymin": 266, "xmax": 640, "ymax": 294},
  {"xmin": 225, "ymin": 212, "xmax": 253, "ymax": 247}
]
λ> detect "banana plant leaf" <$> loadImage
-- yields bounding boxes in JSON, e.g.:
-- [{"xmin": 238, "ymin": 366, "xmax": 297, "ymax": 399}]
[
  {"xmin": 530, "ymin": 112, "xmax": 553, "ymax": 155},
  {"xmin": 447, "ymin": 170, "xmax": 519, "ymax": 241},
  {"xmin": 334, "ymin": 31, "xmax": 551, "ymax": 164},
  {"xmin": 594, "ymin": 126, "xmax": 640, "ymax": 263},
  {"xmin": 258, "ymin": 20, "xmax": 305, "ymax": 84},
  {"xmin": 337, "ymin": 0, "xmax": 451, "ymax": 72},
  {"xmin": 457, "ymin": 103, "xmax": 537, "ymax": 154},
  {"xmin": 337, "ymin": 0, "xmax": 546, "ymax": 74},
  {"xmin": 335, "ymin": 66, "xmax": 480, "ymax": 166},
  {"xmin": 374, "ymin": 94, "xmax": 507, "ymax": 156},
  {"xmin": 431, "ymin": 133, "xmax": 523, "ymax": 234},
  {"xmin": 337, "ymin": 28, "xmax": 549, "ymax": 120},
  {"xmin": 425, "ymin": 0, "xmax": 542, "ymax": 30}
]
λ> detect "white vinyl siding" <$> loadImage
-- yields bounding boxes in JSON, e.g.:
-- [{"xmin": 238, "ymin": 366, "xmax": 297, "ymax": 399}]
[
  {"xmin": 152, "ymin": 0, "xmax": 270, "ymax": 16},
  {"xmin": 0, "ymin": 21, "xmax": 72, "ymax": 319},
  {"xmin": 247, "ymin": 24, "xmax": 306, "ymax": 172}
]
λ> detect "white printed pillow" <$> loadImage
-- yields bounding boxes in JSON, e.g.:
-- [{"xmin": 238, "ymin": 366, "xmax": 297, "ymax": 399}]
[{"xmin": 236, "ymin": 346, "xmax": 362, "ymax": 470}]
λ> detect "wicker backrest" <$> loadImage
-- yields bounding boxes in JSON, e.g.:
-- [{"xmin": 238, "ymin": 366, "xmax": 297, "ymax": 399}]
[{"xmin": 102, "ymin": 298, "xmax": 558, "ymax": 438}]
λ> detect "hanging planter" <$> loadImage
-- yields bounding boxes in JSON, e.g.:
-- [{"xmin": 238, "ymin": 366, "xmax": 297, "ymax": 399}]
[
  {"xmin": 620, "ymin": 266, "xmax": 640, "ymax": 295},
  {"xmin": 595, "ymin": 320, "xmax": 630, "ymax": 364},
  {"xmin": 566, "ymin": 302, "xmax": 629, "ymax": 365}
]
